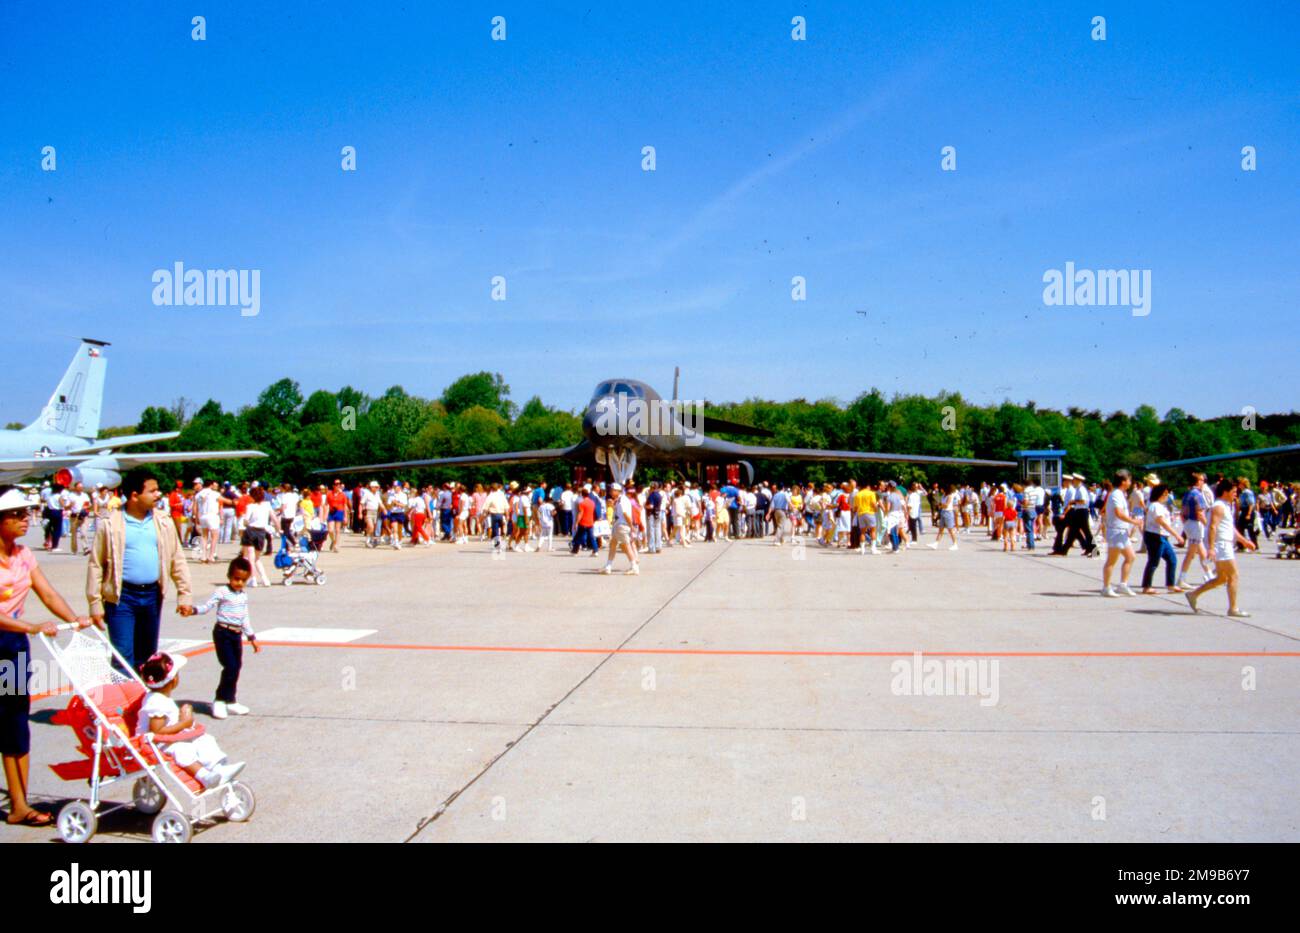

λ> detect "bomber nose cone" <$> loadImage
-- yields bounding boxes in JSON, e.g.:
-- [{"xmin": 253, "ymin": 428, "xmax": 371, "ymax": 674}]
[{"xmin": 583, "ymin": 397, "xmax": 614, "ymax": 440}]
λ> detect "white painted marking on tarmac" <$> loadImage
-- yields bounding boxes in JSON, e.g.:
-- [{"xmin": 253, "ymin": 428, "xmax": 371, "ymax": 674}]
[
  {"xmin": 256, "ymin": 627, "xmax": 376, "ymax": 643},
  {"xmin": 160, "ymin": 638, "xmax": 209, "ymax": 653}
]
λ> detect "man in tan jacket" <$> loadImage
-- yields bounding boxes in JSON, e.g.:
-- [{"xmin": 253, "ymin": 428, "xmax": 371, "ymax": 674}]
[{"xmin": 87, "ymin": 469, "xmax": 194, "ymax": 671}]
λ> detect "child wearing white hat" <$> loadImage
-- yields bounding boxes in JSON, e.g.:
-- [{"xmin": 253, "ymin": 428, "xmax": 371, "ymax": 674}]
[{"xmin": 135, "ymin": 651, "xmax": 244, "ymax": 788}]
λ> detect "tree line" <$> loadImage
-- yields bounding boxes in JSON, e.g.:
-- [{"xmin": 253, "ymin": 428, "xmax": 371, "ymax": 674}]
[{"xmin": 105, "ymin": 372, "xmax": 1300, "ymax": 488}]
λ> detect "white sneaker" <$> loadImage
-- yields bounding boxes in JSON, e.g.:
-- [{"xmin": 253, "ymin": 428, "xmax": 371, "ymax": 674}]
[
  {"xmin": 871, "ymin": 545, "xmax": 880, "ymax": 555},
  {"xmin": 947, "ymin": 544, "xmax": 958, "ymax": 551},
  {"xmin": 600, "ymin": 564, "xmax": 612, "ymax": 575},
  {"xmin": 1227, "ymin": 608, "xmax": 1251, "ymax": 618},
  {"xmin": 926, "ymin": 542, "xmax": 938, "ymax": 550},
  {"xmin": 212, "ymin": 701, "xmax": 228, "ymax": 720},
  {"xmin": 625, "ymin": 564, "xmax": 639, "ymax": 575},
  {"xmin": 1117, "ymin": 583, "xmax": 1136, "ymax": 597},
  {"xmin": 1101, "ymin": 586, "xmax": 1118, "ymax": 598},
  {"xmin": 213, "ymin": 761, "xmax": 245, "ymax": 785},
  {"xmin": 226, "ymin": 703, "xmax": 250, "ymax": 716}
]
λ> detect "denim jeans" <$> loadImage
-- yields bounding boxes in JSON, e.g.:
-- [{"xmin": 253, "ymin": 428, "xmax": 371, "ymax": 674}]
[
  {"xmin": 1141, "ymin": 532, "xmax": 1177, "ymax": 588},
  {"xmin": 1020, "ymin": 511, "xmax": 1036, "ymax": 549},
  {"xmin": 106, "ymin": 583, "xmax": 162, "ymax": 673},
  {"xmin": 646, "ymin": 513, "xmax": 662, "ymax": 551}
]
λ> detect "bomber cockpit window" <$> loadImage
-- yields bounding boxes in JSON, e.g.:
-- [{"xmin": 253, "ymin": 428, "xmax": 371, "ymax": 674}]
[{"xmin": 613, "ymin": 382, "xmax": 636, "ymax": 398}]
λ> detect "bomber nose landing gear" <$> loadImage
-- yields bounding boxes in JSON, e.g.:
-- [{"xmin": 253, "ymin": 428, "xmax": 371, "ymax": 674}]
[{"xmin": 604, "ymin": 447, "xmax": 637, "ymax": 485}]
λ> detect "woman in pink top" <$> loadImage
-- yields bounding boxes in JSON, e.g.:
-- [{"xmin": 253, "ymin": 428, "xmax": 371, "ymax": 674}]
[
  {"xmin": 0, "ymin": 488, "xmax": 91, "ymax": 828},
  {"xmin": 472, "ymin": 486, "xmax": 487, "ymax": 538}
]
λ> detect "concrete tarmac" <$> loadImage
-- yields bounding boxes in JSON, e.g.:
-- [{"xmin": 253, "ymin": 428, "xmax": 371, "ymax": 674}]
[{"xmin": 7, "ymin": 527, "xmax": 1298, "ymax": 842}]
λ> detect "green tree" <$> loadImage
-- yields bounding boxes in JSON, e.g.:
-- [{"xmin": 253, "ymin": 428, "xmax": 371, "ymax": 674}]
[{"xmin": 441, "ymin": 372, "xmax": 515, "ymax": 420}]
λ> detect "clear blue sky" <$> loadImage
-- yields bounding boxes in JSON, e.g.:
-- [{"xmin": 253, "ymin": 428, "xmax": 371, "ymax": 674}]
[{"xmin": 2, "ymin": 1, "xmax": 1296, "ymax": 428}]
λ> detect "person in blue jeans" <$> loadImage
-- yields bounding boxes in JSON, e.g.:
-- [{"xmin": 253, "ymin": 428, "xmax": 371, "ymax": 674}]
[
  {"xmin": 645, "ymin": 482, "xmax": 664, "ymax": 553},
  {"xmin": 1140, "ymin": 485, "xmax": 1187, "ymax": 594},
  {"xmin": 86, "ymin": 469, "xmax": 194, "ymax": 673},
  {"xmin": 1018, "ymin": 487, "xmax": 1036, "ymax": 550}
]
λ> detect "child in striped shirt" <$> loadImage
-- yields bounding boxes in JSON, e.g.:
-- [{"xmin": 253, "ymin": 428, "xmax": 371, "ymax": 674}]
[{"xmin": 193, "ymin": 556, "xmax": 260, "ymax": 720}]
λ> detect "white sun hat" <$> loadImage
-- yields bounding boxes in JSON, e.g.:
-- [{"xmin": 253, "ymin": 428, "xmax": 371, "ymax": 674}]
[{"xmin": 0, "ymin": 489, "xmax": 40, "ymax": 512}]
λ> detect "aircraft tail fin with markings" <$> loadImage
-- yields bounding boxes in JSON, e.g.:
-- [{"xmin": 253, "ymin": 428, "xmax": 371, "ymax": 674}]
[{"xmin": 23, "ymin": 338, "xmax": 108, "ymax": 439}]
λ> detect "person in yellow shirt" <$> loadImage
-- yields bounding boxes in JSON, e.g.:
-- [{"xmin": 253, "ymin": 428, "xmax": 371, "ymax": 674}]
[{"xmin": 854, "ymin": 485, "xmax": 878, "ymax": 554}]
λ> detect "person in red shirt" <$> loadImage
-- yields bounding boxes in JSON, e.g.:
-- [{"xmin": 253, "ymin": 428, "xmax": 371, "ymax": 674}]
[
  {"xmin": 325, "ymin": 480, "xmax": 349, "ymax": 552},
  {"xmin": 570, "ymin": 487, "xmax": 598, "ymax": 555},
  {"xmin": 992, "ymin": 486, "xmax": 1008, "ymax": 541},
  {"xmin": 168, "ymin": 482, "xmax": 186, "ymax": 544}
]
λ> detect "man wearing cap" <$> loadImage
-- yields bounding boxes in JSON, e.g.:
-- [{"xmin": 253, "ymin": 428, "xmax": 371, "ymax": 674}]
[
  {"xmin": 360, "ymin": 481, "xmax": 382, "ymax": 546},
  {"xmin": 325, "ymin": 480, "xmax": 349, "ymax": 552},
  {"xmin": 1052, "ymin": 474, "xmax": 1096, "ymax": 557},
  {"xmin": 86, "ymin": 468, "xmax": 194, "ymax": 673}
]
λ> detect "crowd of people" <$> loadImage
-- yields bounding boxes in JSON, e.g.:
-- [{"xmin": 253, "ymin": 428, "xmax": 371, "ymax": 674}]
[
  {"xmin": 30, "ymin": 470, "xmax": 1298, "ymax": 585},
  {"xmin": 2, "ymin": 461, "xmax": 1292, "ymax": 829}
]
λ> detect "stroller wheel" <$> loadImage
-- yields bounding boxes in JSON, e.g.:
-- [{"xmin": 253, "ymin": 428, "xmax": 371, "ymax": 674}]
[
  {"xmin": 315, "ymin": 573, "xmax": 327, "ymax": 586},
  {"xmin": 56, "ymin": 800, "xmax": 97, "ymax": 844},
  {"xmin": 152, "ymin": 809, "xmax": 192, "ymax": 844},
  {"xmin": 222, "ymin": 781, "xmax": 256, "ymax": 822},
  {"xmin": 132, "ymin": 776, "xmax": 165, "ymax": 815}
]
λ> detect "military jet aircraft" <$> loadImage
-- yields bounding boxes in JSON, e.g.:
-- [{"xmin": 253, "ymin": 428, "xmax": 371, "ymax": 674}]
[
  {"xmin": 0, "ymin": 338, "xmax": 266, "ymax": 487},
  {"xmin": 315, "ymin": 370, "xmax": 1016, "ymax": 484}
]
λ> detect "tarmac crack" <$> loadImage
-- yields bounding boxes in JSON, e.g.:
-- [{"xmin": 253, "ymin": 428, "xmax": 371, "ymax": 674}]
[{"xmin": 401, "ymin": 540, "xmax": 736, "ymax": 842}]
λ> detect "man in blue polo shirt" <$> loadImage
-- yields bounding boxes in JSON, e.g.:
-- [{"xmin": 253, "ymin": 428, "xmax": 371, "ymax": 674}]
[{"xmin": 87, "ymin": 469, "xmax": 194, "ymax": 672}]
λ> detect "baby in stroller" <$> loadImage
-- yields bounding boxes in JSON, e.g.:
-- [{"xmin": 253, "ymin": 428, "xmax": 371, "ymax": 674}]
[
  {"xmin": 277, "ymin": 516, "xmax": 328, "ymax": 585},
  {"xmin": 136, "ymin": 652, "xmax": 245, "ymax": 788}
]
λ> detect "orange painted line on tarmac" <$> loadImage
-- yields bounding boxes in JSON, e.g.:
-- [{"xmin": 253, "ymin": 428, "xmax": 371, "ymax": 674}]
[
  {"xmin": 249, "ymin": 640, "xmax": 1300, "ymax": 659},
  {"xmin": 30, "ymin": 643, "xmax": 216, "ymax": 702}
]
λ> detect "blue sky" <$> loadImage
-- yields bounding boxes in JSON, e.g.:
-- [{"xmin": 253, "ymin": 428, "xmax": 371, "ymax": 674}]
[{"xmin": 2, "ymin": 1, "xmax": 1296, "ymax": 428}]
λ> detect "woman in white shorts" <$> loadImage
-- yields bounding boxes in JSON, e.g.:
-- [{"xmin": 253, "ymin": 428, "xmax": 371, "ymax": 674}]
[
  {"xmin": 1186, "ymin": 480, "xmax": 1255, "ymax": 617},
  {"xmin": 456, "ymin": 485, "xmax": 470, "ymax": 544},
  {"xmin": 1101, "ymin": 470, "xmax": 1143, "ymax": 597},
  {"xmin": 927, "ymin": 485, "xmax": 960, "ymax": 550}
]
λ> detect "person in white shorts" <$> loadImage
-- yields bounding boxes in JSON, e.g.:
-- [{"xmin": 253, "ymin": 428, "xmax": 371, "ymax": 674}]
[
  {"xmin": 1186, "ymin": 479, "xmax": 1256, "ymax": 617},
  {"xmin": 135, "ymin": 652, "xmax": 244, "ymax": 788},
  {"xmin": 602, "ymin": 483, "xmax": 640, "ymax": 575},
  {"xmin": 1177, "ymin": 472, "xmax": 1214, "ymax": 587},
  {"xmin": 1101, "ymin": 470, "xmax": 1143, "ymax": 597},
  {"xmin": 195, "ymin": 479, "xmax": 225, "ymax": 564},
  {"xmin": 538, "ymin": 498, "xmax": 555, "ymax": 551}
]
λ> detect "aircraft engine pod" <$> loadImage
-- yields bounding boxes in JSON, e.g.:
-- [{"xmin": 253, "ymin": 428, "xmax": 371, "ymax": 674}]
[{"xmin": 54, "ymin": 464, "xmax": 122, "ymax": 489}]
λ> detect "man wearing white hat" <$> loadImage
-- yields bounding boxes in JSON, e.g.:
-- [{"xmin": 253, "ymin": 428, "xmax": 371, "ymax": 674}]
[
  {"xmin": 360, "ymin": 481, "xmax": 382, "ymax": 547},
  {"xmin": 1052, "ymin": 474, "xmax": 1096, "ymax": 557}
]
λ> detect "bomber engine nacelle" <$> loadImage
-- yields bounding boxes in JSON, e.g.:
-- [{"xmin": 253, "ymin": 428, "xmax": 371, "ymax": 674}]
[{"xmin": 54, "ymin": 459, "xmax": 122, "ymax": 490}]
